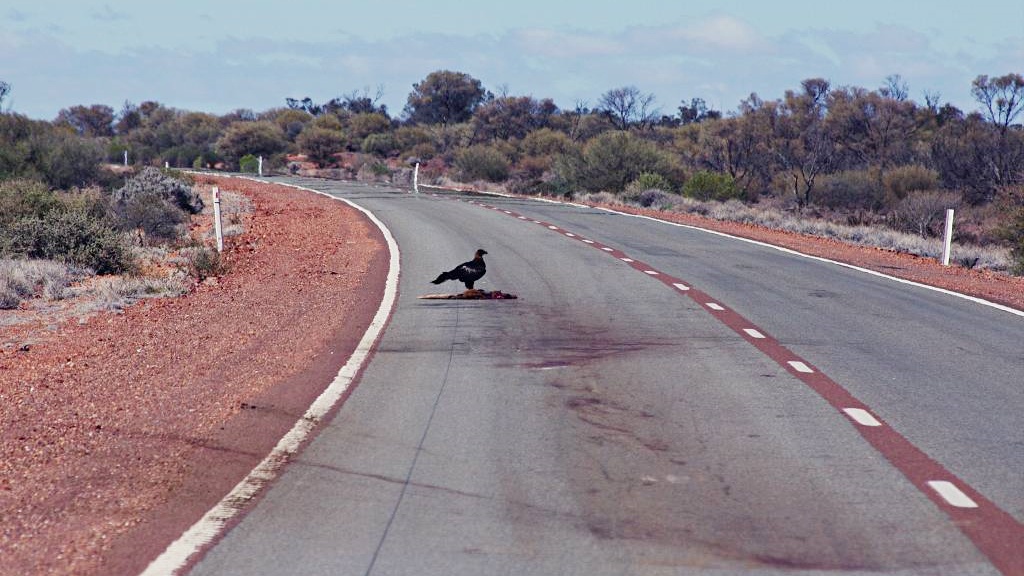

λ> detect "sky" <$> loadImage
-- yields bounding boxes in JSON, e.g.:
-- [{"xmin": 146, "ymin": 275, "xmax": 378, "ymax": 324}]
[{"xmin": 2, "ymin": 1, "xmax": 1022, "ymax": 121}]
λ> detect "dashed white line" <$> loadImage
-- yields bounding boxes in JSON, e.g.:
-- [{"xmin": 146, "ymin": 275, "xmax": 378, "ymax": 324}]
[
  {"xmin": 706, "ymin": 303, "xmax": 725, "ymax": 311},
  {"xmin": 533, "ymin": 220, "xmax": 541, "ymax": 224},
  {"xmin": 620, "ymin": 258, "xmax": 634, "ymax": 262},
  {"xmin": 743, "ymin": 328, "xmax": 765, "ymax": 339},
  {"xmin": 673, "ymin": 283, "xmax": 690, "ymax": 291},
  {"xmin": 788, "ymin": 361, "xmax": 814, "ymax": 373},
  {"xmin": 503, "ymin": 210, "xmax": 512, "ymax": 214},
  {"xmin": 928, "ymin": 481, "xmax": 979, "ymax": 508},
  {"xmin": 548, "ymin": 225, "xmax": 559, "ymax": 230},
  {"xmin": 518, "ymin": 216, "xmax": 527, "ymax": 220},
  {"xmin": 565, "ymin": 232, "xmax": 576, "ymax": 237},
  {"xmin": 582, "ymin": 240, "xmax": 595, "ymax": 244},
  {"xmin": 602, "ymin": 247, "xmax": 614, "ymax": 252},
  {"xmin": 644, "ymin": 270, "xmax": 659, "ymax": 275},
  {"xmin": 843, "ymin": 408, "xmax": 882, "ymax": 427}
]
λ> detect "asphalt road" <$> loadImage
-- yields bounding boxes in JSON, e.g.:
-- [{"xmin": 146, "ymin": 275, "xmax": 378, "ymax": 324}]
[{"xmin": 188, "ymin": 178, "xmax": 1023, "ymax": 576}]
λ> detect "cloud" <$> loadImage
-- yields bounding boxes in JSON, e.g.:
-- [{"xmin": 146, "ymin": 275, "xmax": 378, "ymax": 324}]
[
  {"xmin": 2, "ymin": 18, "xmax": 1015, "ymax": 121},
  {"xmin": 6, "ymin": 8, "xmax": 29, "ymax": 22},
  {"xmin": 91, "ymin": 4, "xmax": 128, "ymax": 22}
]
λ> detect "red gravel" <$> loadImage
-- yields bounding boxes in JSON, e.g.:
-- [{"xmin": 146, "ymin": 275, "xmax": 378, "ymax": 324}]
[{"xmin": 0, "ymin": 177, "xmax": 387, "ymax": 575}]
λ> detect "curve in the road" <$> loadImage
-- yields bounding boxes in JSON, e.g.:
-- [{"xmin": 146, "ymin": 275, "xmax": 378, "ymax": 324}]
[
  {"xmin": 139, "ymin": 179, "xmax": 402, "ymax": 576},
  {"xmin": 439, "ymin": 192, "xmax": 1024, "ymax": 576}
]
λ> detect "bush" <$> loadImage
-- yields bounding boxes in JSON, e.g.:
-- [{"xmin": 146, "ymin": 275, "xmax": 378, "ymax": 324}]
[
  {"xmin": 6, "ymin": 208, "xmax": 135, "ymax": 274},
  {"xmin": 297, "ymin": 128, "xmax": 346, "ymax": 167},
  {"xmin": 883, "ymin": 165, "xmax": 940, "ymax": 201},
  {"xmin": 816, "ymin": 170, "xmax": 884, "ymax": 210},
  {"xmin": 560, "ymin": 131, "xmax": 674, "ymax": 193},
  {"xmin": 31, "ymin": 131, "xmax": 104, "ymax": 189},
  {"xmin": 893, "ymin": 190, "xmax": 961, "ymax": 237},
  {"xmin": 362, "ymin": 132, "xmax": 399, "ymax": 157},
  {"xmin": 1000, "ymin": 208, "xmax": 1024, "ymax": 275},
  {"xmin": 112, "ymin": 167, "xmax": 203, "ymax": 214},
  {"xmin": 184, "ymin": 244, "xmax": 228, "ymax": 280},
  {"xmin": 0, "ymin": 179, "xmax": 60, "ymax": 227},
  {"xmin": 118, "ymin": 192, "xmax": 186, "ymax": 242},
  {"xmin": 682, "ymin": 171, "xmax": 741, "ymax": 201},
  {"xmin": 454, "ymin": 145, "xmax": 510, "ymax": 182},
  {"xmin": 238, "ymin": 154, "xmax": 258, "ymax": 173}
]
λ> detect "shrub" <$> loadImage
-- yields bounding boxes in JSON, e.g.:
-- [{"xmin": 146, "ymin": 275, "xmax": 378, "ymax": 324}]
[
  {"xmin": 1000, "ymin": 208, "xmax": 1024, "ymax": 275},
  {"xmin": 118, "ymin": 192, "xmax": 187, "ymax": 242},
  {"xmin": 32, "ymin": 131, "xmax": 104, "ymax": 189},
  {"xmin": 682, "ymin": 171, "xmax": 741, "ymax": 201},
  {"xmin": 362, "ymin": 132, "xmax": 399, "ymax": 157},
  {"xmin": 893, "ymin": 190, "xmax": 962, "ymax": 237},
  {"xmin": 0, "ymin": 179, "xmax": 60, "ymax": 227},
  {"xmin": 560, "ymin": 131, "xmax": 674, "ymax": 193},
  {"xmin": 454, "ymin": 145, "xmax": 510, "ymax": 182},
  {"xmin": 112, "ymin": 167, "xmax": 203, "ymax": 214},
  {"xmin": 883, "ymin": 165, "xmax": 940, "ymax": 201},
  {"xmin": 239, "ymin": 154, "xmax": 259, "ymax": 173},
  {"xmin": 6, "ymin": 208, "xmax": 135, "ymax": 274},
  {"xmin": 184, "ymin": 244, "xmax": 229, "ymax": 280},
  {"xmin": 816, "ymin": 170, "xmax": 884, "ymax": 210},
  {"xmin": 0, "ymin": 258, "xmax": 91, "ymax": 308},
  {"xmin": 297, "ymin": 127, "xmax": 346, "ymax": 167}
]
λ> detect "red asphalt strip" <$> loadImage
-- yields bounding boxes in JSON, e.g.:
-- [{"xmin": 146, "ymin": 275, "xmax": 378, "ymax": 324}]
[{"xmin": 442, "ymin": 194, "xmax": 1024, "ymax": 576}]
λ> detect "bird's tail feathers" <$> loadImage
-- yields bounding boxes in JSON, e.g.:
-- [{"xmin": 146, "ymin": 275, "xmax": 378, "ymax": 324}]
[{"xmin": 431, "ymin": 272, "xmax": 450, "ymax": 284}]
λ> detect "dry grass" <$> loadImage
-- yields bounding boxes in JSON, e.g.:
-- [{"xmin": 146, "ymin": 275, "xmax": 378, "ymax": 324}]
[
  {"xmin": 575, "ymin": 193, "xmax": 1012, "ymax": 272},
  {"xmin": 86, "ymin": 272, "xmax": 188, "ymax": 312},
  {"xmin": 0, "ymin": 259, "xmax": 92, "ymax": 309}
]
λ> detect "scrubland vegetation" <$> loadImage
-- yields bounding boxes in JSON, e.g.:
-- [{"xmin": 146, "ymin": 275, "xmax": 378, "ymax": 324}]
[{"xmin": 0, "ymin": 70, "xmax": 1022, "ymax": 307}]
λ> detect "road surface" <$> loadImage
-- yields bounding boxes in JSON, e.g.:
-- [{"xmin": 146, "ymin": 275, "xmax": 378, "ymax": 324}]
[{"xmin": 187, "ymin": 177, "xmax": 1023, "ymax": 575}]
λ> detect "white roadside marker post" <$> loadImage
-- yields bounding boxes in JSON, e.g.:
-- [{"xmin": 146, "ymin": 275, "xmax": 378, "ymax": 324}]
[
  {"xmin": 941, "ymin": 208, "xmax": 954, "ymax": 266},
  {"xmin": 414, "ymin": 162, "xmax": 420, "ymax": 193},
  {"xmin": 258, "ymin": 155, "xmax": 264, "ymax": 177},
  {"xmin": 212, "ymin": 186, "xmax": 224, "ymax": 253},
  {"xmin": 123, "ymin": 150, "xmax": 128, "ymax": 167},
  {"xmin": 165, "ymin": 161, "xmax": 169, "ymax": 169}
]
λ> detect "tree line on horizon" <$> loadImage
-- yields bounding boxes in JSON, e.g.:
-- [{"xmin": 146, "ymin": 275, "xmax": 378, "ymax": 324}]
[{"xmin": 0, "ymin": 70, "xmax": 1022, "ymax": 273}]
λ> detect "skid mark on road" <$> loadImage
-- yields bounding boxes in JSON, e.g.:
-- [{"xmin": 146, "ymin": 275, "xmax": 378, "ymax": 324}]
[{"xmin": 434, "ymin": 192, "xmax": 1024, "ymax": 576}]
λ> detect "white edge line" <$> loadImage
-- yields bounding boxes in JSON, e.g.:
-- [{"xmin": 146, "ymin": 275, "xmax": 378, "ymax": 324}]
[
  {"xmin": 927, "ymin": 480, "xmax": 979, "ymax": 508},
  {"xmin": 431, "ymin": 184, "xmax": 1021, "ymax": 319},
  {"xmin": 143, "ymin": 176, "xmax": 401, "ymax": 576},
  {"xmin": 842, "ymin": 407, "xmax": 882, "ymax": 427}
]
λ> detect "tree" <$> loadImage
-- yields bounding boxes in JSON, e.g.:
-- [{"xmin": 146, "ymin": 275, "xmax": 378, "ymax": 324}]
[
  {"xmin": 559, "ymin": 131, "xmax": 674, "ymax": 192},
  {"xmin": 971, "ymin": 73, "xmax": 1024, "ymax": 134},
  {"xmin": 597, "ymin": 86, "xmax": 658, "ymax": 130},
  {"xmin": 404, "ymin": 70, "xmax": 491, "ymax": 125},
  {"xmin": 297, "ymin": 127, "xmax": 345, "ymax": 167},
  {"xmin": 770, "ymin": 79, "xmax": 835, "ymax": 208},
  {"xmin": 55, "ymin": 104, "xmax": 116, "ymax": 137},
  {"xmin": 678, "ymin": 98, "xmax": 721, "ymax": 125},
  {"xmin": 215, "ymin": 121, "xmax": 288, "ymax": 167},
  {"xmin": 0, "ymin": 80, "xmax": 10, "ymax": 111},
  {"xmin": 471, "ymin": 96, "xmax": 558, "ymax": 141}
]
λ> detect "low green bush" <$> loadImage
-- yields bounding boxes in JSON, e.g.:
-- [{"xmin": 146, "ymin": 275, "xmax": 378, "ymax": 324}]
[
  {"xmin": 682, "ymin": 171, "xmax": 741, "ymax": 201},
  {"xmin": 5, "ymin": 208, "xmax": 134, "ymax": 274},
  {"xmin": 455, "ymin": 145, "xmax": 510, "ymax": 182}
]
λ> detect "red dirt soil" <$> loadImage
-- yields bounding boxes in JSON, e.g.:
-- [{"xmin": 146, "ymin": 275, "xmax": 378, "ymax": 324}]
[{"xmin": 0, "ymin": 176, "xmax": 387, "ymax": 575}]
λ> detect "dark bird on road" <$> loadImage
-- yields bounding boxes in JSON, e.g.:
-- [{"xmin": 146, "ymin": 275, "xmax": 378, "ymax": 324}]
[{"xmin": 431, "ymin": 249, "xmax": 487, "ymax": 290}]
